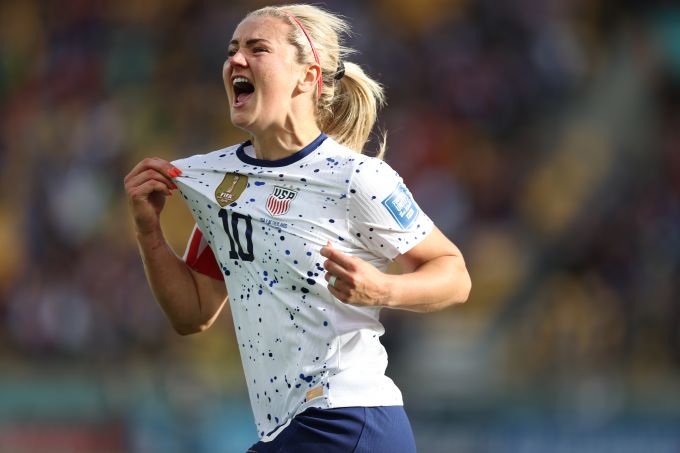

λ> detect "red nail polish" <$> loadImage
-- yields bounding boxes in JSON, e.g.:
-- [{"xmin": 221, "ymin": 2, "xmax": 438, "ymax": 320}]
[{"xmin": 168, "ymin": 167, "xmax": 182, "ymax": 178}]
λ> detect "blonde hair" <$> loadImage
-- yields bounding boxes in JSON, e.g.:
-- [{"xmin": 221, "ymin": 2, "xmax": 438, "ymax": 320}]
[{"xmin": 246, "ymin": 4, "xmax": 386, "ymax": 158}]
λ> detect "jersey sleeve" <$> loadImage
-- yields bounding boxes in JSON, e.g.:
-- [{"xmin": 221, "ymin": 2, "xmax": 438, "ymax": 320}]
[
  {"xmin": 348, "ymin": 158, "xmax": 434, "ymax": 260},
  {"xmin": 183, "ymin": 224, "xmax": 224, "ymax": 281}
]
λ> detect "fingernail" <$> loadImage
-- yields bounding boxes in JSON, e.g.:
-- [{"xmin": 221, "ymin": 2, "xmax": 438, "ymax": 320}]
[
  {"xmin": 170, "ymin": 182, "xmax": 178, "ymax": 190},
  {"xmin": 168, "ymin": 167, "xmax": 182, "ymax": 178}
]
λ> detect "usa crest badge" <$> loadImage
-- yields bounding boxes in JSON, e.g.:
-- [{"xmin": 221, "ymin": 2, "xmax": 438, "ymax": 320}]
[{"xmin": 266, "ymin": 186, "xmax": 297, "ymax": 216}]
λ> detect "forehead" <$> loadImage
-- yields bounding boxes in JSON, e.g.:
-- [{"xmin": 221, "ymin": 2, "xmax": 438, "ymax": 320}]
[{"xmin": 231, "ymin": 16, "xmax": 291, "ymax": 45}]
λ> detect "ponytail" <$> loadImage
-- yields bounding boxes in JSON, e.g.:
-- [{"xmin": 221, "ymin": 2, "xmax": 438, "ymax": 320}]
[
  {"xmin": 319, "ymin": 62, "xmax": 386, "ymax": 158},
  {"xmin": 247, "ymin": 4, "xmax": 387, "ymax": 158}
]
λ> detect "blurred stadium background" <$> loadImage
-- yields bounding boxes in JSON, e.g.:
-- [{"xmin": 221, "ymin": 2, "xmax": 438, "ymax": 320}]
[{"xmin": 1, "ymin": 0, "xmax": 679, "ymax": 451}]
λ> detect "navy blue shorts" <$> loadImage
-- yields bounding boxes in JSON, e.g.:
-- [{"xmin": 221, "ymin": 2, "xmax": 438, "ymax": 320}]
[{"xmin": 247, "ymin": 406, "xmax": 417, "ymax": 453}]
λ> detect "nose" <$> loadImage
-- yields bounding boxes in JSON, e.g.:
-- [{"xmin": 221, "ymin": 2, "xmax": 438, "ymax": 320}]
[{"xmin": 228, "ymin": 49, "xmax": 247, "ymax": 67}]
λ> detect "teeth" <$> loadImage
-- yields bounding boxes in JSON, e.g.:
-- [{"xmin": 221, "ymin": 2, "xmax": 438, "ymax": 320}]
[{"xmin": 233, "ymin": 77, "xmax": 250, "ymax": 86}]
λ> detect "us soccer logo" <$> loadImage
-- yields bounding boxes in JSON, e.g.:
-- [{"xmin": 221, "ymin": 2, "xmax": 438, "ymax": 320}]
[{"xmin": 266, "ymin": 186, "xmax": 297, "ymax": 216}]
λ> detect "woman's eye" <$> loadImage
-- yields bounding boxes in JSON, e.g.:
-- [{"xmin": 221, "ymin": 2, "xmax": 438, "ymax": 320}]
[
  {"xmin": 253, "ymin": 47, "xmax": 267, "ymax": 53},
  {"xmin": 227, "ymin": 49, "xmax": 237, "ymax": 57}
]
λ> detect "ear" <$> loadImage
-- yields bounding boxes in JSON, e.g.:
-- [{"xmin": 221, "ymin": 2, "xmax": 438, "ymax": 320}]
[{"xmin": 296, "ymin": 63, "xmax": 322, "ymax": 95}]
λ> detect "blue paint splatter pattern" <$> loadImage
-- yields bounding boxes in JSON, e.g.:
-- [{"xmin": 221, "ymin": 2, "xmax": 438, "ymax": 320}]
[{"xmin": 171, "ymin": 135, "xmax": 433, "ymax": 441}]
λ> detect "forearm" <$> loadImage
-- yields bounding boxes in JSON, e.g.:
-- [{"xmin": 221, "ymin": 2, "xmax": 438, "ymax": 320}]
[
  {"xmin": 385, "ymin": 255, "xmax": 471, "ymax": 312},
  {"xmin": 136, "ymin": 228, "xmax": 212, "ymax": 334}
]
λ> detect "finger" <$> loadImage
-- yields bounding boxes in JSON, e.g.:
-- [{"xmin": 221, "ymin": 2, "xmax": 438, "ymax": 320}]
[
  {"xmin": 130, "ymin": 180, "xmax": 172, "ymax": 199},
  {"xmin": 131, "ymin": 157, "xmax": 181, "ymax": 180},
  {"xmin": 125, "ymin": 177, "xmax": 175, "ymax": 200},
  {"xmin": 325, "ymin": 274, "xmax": 351, "ymax": 294},
  {"xmin": 129, "ymin": 179, "xmax": 172, "ymax": 200},
  {"xmin": 320, "ymin": 245, "xmax": 356, "ymax": 272},
  {"xmin": 125, "ymin": 170, "xmax": 177, "ymax": 191},
  {"xmin": 327, "ymin": 282, "xmax": 350, "ymax": 302},
  {"xmin": 125, "ymin": 169, "xmax": 178, "ymax": 193},
  {"xmin": 323, "ymin": 260, "xmax": 354, "ymax": 284},
  {"xmin": 124, "ymin": 157, "xmax": 182, "ymax": 184},
  {"xmin": 320, "ymin": 240, "xmax": 336, "ymax": 259}
]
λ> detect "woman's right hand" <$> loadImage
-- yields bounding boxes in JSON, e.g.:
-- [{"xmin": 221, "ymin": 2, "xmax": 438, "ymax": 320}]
[{"xmin": 124, "ymin": 157, "xmax": 181, "ymax": 235}]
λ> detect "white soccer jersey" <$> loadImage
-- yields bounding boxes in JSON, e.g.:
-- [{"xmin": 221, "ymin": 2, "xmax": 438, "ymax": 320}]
[{"xmin": 172, "ymin": 134, "xmax": 434, "ymax": 441}]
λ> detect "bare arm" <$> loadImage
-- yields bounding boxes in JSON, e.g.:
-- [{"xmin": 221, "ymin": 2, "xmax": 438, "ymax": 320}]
[
  {"xmin": 389, "ymin": 227, "xmax": 470, "ymax": 311},
  {"xmin": 124, "ymin": 158, "xmax": 228, "ymax": 334},
  {"xmin": 321, "ymin": 227, "xmax": 471, "ymax": 312},
  {"xmin": 136, "ymin": 227, "xmax": 228, "ymax": 334}
]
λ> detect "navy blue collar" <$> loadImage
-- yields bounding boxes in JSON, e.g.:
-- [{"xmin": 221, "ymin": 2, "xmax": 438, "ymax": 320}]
[{"xmin": 236, "ymin": 133, "xmax": 328, "ymax": 167}]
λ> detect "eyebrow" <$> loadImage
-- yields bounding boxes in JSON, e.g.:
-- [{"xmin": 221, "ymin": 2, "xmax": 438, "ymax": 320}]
[{"xmin": 229, "ymin": 38, "xmax": 271, "ymax": 47}]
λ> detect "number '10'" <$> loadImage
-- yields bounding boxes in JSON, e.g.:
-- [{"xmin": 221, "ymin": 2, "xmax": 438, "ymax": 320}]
[{"xmin": 218, "ymin": 209, "xmax": 254, "ymax": 262}]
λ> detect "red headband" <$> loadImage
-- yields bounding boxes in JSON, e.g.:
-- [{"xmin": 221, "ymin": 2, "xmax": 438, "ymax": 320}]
[{"xmin": 285, "ymin": 13, "xmax": 323, "ymax": 98}]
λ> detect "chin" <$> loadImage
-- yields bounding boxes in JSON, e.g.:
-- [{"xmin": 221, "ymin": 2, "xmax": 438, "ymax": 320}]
[
  {"xmin": 230, "ymin": 117, "xmax": 260, "ymax": 137},
  {"xmin": 229, "ymin": 109, "xmax": 252, "ymax": 128}
]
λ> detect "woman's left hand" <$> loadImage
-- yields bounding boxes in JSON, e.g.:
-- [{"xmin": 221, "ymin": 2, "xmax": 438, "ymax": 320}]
[{"xmin": 320, "ymin": 241, "xmax": 392, "ymax": 307}]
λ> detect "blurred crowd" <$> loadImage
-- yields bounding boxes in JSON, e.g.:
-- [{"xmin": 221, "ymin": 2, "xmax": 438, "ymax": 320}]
[{"xmin": 0, "ymin": 0, "xmax": 678, "ymax": 451}]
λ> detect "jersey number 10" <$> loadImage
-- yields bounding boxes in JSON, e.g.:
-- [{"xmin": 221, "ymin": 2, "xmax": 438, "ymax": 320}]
[{"xmin": 218, "ymin": 209, "xmax": 255, "ymax": 262}]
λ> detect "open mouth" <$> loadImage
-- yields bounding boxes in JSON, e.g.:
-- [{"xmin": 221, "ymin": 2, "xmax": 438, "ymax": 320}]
[{"xmin": 232, "ymin": 76, "xmax": 255, "ymax": 106}]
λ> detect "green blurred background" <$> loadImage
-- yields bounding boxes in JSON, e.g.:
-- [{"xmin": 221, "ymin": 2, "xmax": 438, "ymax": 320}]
[{"xmin": 1, "ymin": 0, "xmax": 679, "ymax": 451}]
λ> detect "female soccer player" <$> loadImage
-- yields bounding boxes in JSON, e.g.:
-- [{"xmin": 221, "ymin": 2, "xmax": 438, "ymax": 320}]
[{"xmin": 124, "ymin": 4, "xmax": 471, "ymax": 452}]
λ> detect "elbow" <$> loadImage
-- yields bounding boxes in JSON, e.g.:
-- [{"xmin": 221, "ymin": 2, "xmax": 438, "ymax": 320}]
[
  {"xmin": 447, "ymin": 267, "xmax": 471, "ymax": 307},
  {"xmin": 457, "ymin": 270, "xmax": 472, "ymax": 304},
  {"xmin": 413, "ymin": 263, "xmax": 471, "ymax": 313},
  {"xmin": 172, "ymin": 319, "xmax": 212, "ymax": 336},
  {"xmin": 173, "ymin": 324, "xmax": 201, "ymax": 336}
]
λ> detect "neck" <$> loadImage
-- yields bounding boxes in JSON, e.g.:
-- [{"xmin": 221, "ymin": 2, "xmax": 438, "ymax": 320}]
[{"xmin": 250, "ymin": 110, "xmax": 321, "ymax": 160}]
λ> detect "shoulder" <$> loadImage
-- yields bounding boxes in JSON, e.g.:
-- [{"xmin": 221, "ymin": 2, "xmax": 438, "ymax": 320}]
[
  {"xmin": 317, "ymin": 137, "xmax": 396, "ymax": 179},
  {"xmin": 348, "ymin": 154, "xmax": 400, "ymax": 193}
]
